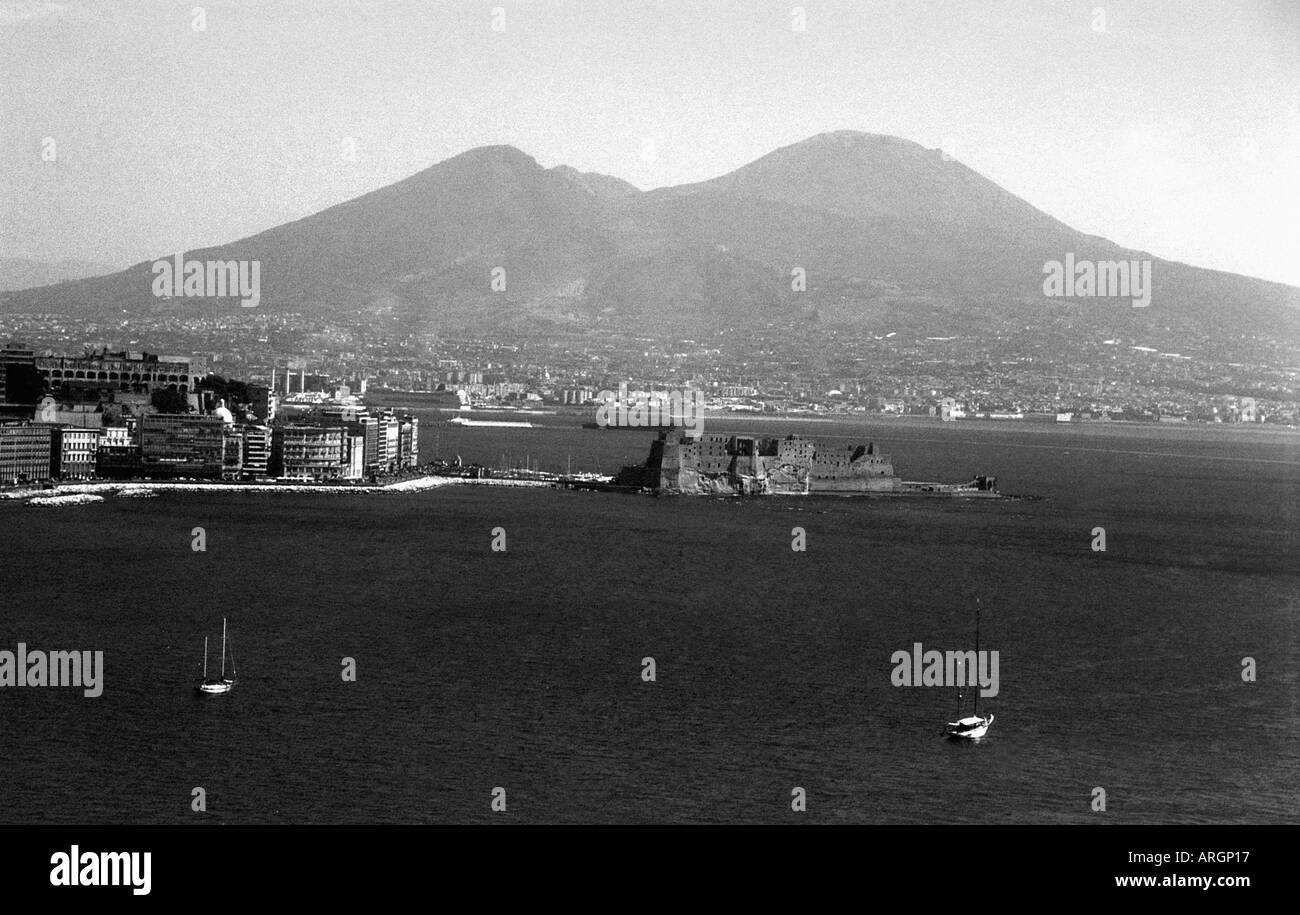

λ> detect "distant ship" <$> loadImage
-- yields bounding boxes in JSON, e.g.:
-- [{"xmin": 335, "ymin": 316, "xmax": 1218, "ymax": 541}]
[
  {"xmin": 446, "ymin": 417, "xmax": 534, "ymax": 428},
  {"xmin": 945, "ymin": 601, "xmax": 993, "ymax": 740},
  {"xmin": 364, "ymin": 388, "xmax": 466, "ymax": 409},
  {"xmin": 195, "ymin": 617, "xmax": 236, "ymax": 695},
  {"xmin": 613, "ymin": 429, "xmax": 999, "ymax": 497}
]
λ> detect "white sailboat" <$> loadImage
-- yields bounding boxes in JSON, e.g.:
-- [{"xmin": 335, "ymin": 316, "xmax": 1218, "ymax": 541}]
[
  {"xmin": 946, "ymin": 599, "xmax": 993, "ymax": 740},
  {"xmin": 195, "ymin": 617, "xmax": 236, "ymax": 695}
]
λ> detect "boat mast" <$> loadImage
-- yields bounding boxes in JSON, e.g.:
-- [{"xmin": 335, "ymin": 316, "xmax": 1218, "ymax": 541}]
[
  {"xmin": 974, "ymin": 599, "xmax": 981, "ymax": 718},
  {"xmin": 955, "ymin": 619, "xmax": 964, "ymax": 719},
  {"xmin": 220, "ymin": 617, "xmax": 227, "ymax": 678},
  {"xmin": 203, "ymin": 636, "xmax": 208, "ymax": 679}
]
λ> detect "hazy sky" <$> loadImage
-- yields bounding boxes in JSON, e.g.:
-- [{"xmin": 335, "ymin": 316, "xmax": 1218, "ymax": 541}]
[{"xmin": 2, "ymin": 0, "xmax": 1297, "ymax": 285}]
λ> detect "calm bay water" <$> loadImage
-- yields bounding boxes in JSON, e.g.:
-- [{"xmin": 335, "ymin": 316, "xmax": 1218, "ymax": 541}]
[{"xmin": 1, "ymin": 415, "xmax": 1297, "ymax": 823}]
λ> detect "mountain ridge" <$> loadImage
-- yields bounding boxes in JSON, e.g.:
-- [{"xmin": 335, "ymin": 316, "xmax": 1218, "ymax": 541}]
[{"xmin": 4, "ymin": 131, "xmax": 1296, "ymax": 349}]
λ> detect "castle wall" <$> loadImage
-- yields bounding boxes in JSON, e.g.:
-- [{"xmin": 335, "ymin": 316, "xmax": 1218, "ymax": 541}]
[{"xmin": 647, "ymin": 431, "xmax": 901, "ymax": 495}]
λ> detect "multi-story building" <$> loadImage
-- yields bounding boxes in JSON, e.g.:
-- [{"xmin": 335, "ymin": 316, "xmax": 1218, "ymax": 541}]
[
  {"xmin": 0, "ymin": 422, "xmax": 54, "ymax": 485},
  {"xmin": 282, "ymin": 405, "xmax": 419, "ymax": 476},
  {"xmin": 221, "ymin": 426, "xmax": 244, "ymax": 480},
  {"xmin": 358, "ymin": 415, "xmax": 381, "ymax": 473},
  {"xmin": 51, "ymin": 426, "xmax": 98, "ymax": 479},
  {"xmin": 0, "ymin": 344, "xmax": 40, "ymax": 412},
  {"xmin": 312, "ymin": 403, "xmax": 361, "ymax": 436},
  {"xmin": 241, "ymin": 425, "xmax": 271, "ymax": 479},
  {"xmin": 139, "ymin": 414, "xmax": 224, "ymax": 479},
  {"xmin": 380, "ymin": 412, "xmax": 398, "ymax": 471},
  {"xmin": 344, "ymin": 433, "xmax": 365, "ymax": 480},
  {"xmin": 271, "ymin": 425, "xmax": 346, "ymax": 481},
  {"xmin": 248, "ymin": 384, "xmax": 275, "ymax": 422},
  {"xmin": 100, "ymin": 426, "xmax": 133, "ymax": 448},
  {"xmin": 36, "ymin": 349, "xmax": 195, "ymax": 397},
  {"xmin": 97, "ymin": 425, "xmax": 140, "ymax": 479},
  {"xmin": 397, "ymin": 415, "xmax": 419, "ymax": 468},
  {"xmin": 309, "ymin": 405, "xmax": 384, "ymax": 473}
]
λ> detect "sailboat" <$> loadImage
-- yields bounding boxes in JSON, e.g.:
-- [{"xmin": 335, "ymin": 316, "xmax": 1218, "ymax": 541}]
[
  {"xmin": 945, "ymin": 599, "xmax": 993, "ymax": 739},
  {"xmin": 195, "ymin": 617, "xmax": 236, "ymax": 695}
]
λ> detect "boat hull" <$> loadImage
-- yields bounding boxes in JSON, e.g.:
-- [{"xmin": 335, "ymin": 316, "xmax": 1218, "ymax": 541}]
[
  {"xmin": 195, "ymin": 679, "xmax": 234, "ymax": 695},
  {"xmin": 945, "ymin": 714, "xmax": 993, "ymax": 740}
]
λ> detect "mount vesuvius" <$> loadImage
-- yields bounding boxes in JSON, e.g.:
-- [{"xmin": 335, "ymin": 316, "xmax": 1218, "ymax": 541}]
[{"xmin": 5, "ymin": 131, "xmax": 1296, "ymax": 347}]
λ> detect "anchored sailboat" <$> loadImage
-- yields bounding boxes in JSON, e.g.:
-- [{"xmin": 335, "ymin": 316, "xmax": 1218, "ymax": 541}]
[
  {"xmin": 195, "ymin": 617, "xmax": 236, "ymax": 695},
  {"xmin": 945, "ymin": 599, "xmax": 993, "ymax": 740}
]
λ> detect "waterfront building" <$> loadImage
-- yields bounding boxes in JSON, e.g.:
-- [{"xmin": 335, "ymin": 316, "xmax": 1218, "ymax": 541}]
[
  {"xmin": 100, "ymin": 425, "xmax": 133, "ymax": 448},
  {"xmin": 308, "ymin": 405, "xmax": 376, "ymax": 471},
  {"xmin": 241, "ymin": 425, "xmax": 271, "ymax": 479},
  {"xmin": 305, "ymin": 404, "xmax": 418, "ymax": 473},
  {"xmin": 221, "ymin": 426, "xmax": 244, "ymax": 480},
  {"xmin": 365, "ymin": 409, "xmax": 417, "ymax": 472},
  {"xmin": 139, "ymin": 413, "xmax": 224, "ymax": 479},
  {"xmin": 97, "ymin": 425, "xmax": 140, "ymax": 479},
  {"xmin": 380, "ymin": 412, "xmax": 398, "ymax": 471},
  {"xmin": 397, "ymin": 415, "xmax": 419, "ymax": 468},
  {"xmin": 271, "ymin": 425, "xmax": 346, "ymax": 481},
  {"xmin": 344, "ymin": 433, "xmax": 365, "ymax": 480},
  {"xmin": 51, "ymin": 426, "xmax": 98, "ymax": 479},
  {"xmin": 0, "ymin": 422, "xmax": 54, "ymax": 485}
]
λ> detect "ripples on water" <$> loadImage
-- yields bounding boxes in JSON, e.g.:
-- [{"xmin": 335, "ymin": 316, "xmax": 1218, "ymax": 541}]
[{"xmin": 0, "ymin": 417, "xmax": 1296, "ymax": 823}]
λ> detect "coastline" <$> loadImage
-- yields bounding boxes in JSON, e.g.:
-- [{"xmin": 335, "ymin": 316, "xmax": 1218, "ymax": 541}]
[{"xmin": 1, "ymin": 475, "xmax": 553, "ymax": 503}]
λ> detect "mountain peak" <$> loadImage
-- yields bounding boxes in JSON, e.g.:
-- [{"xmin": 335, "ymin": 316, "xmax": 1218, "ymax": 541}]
[
  {"xmin": 803, "ymin": 129, "xmax": 904, "ymax": 144},
  {"xmin": 444, "ymin": 144, "xmax": 540, "ymax": 169},
  {"xmin": 783, "ymin": 130, "xmax": 939, "ymax": 161}
]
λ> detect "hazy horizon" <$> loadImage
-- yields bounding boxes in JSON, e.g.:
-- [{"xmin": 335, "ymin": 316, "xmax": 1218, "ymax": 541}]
[{"xmin": 2, "ymin": 0, "xmax": 1297, "ymax": 286}]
